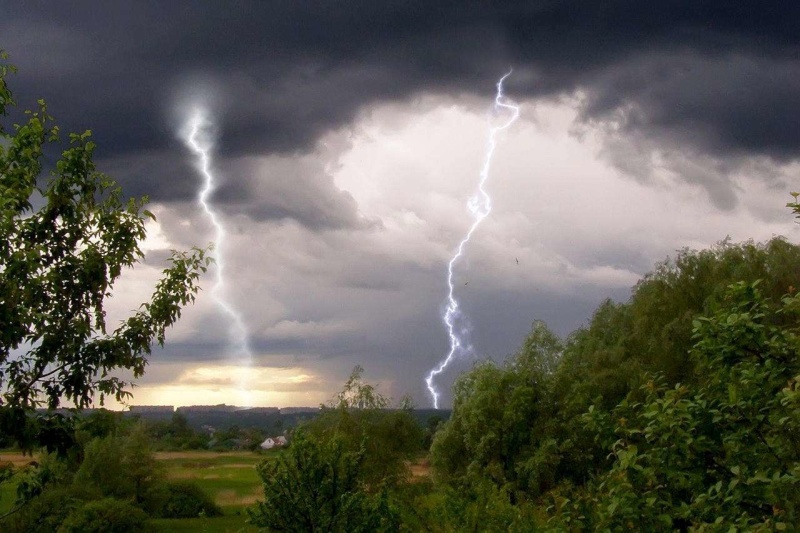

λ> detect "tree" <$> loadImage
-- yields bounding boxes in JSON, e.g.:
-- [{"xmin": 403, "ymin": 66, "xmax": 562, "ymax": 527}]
[
  {"xmin": 249, "ymin": 430, "xmax": 396, "ymax": 533},
  {"xmin": 0, "ymin": 51, "xmax": 208, "ymax": 414},
  {"xmin": 73, "ymin": 424, "xmax": 165, "ymax": 513},
  {"xmin": 540, "ymin": 237, "xmax": 800, "ymax": 489},
  {"xmin": 301, "ymin": 366, "xmax": 423, "ymax": 487},
  {"xmin": 431, "ymin": 321, "xmax": 563, "ymax": 500},
  {"xmin": 559, "ymin": 281, "xmax": 800, "ymax": 530},
  {"xmin": 249, "ymin": 368, "xmax": 422, "ymax": 532}
]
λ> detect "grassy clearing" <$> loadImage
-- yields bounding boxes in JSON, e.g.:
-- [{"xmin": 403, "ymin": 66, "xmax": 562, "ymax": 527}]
[
  {"xmin": 152, "ymin": 450, "xmax": 274, "ymax": 532},
  {"xmin": 0, "ymin": 449, "xmax": 270, "ymax": 532},
  {"xmin": 0, "ymin": 451, "xmax": 38, "ymax": 516},
  {"xmin": 2, "ymin": 449, "xmax": 432, "ymax": 531},
  {"xmin": 157, "ymin": 450, "xmax": 268, "ymax": 510},
  {"xmin": 408, "ymin": 456, "xmax": 431, "ymax": 479}
]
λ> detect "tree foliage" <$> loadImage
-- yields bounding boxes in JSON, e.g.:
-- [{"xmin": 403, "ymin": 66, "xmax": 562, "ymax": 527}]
[
  {"xmin": 0, "ymin": 51, "xmax": 209, "ymax": 413},
  {"xmin": 74, "ymin": 423, "xmax": 165, "ymax": 513},
  {"xmin": 556, "ymin": 281, "xmax": 800, "ymax": 530},
  {"xmin": 249, "ymin": 430, "xmax": 396, "ymax": 533},
  {"xmin": 430, "ymin": 235, "xmax": 800, "ymax": 530},
  {"xmin": 302, "ymin": 366, "xmax": 423, "ymax": 486},
  {"xmin": 249, "ymin": 368, "xmax": 423, "ymax": 532},
  {"xmin": 431, "ymin": 321, "xmax": 563, "ymax": 500}
]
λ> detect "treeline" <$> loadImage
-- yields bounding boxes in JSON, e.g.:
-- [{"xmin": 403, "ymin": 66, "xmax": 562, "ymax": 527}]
[
  {"xmin": 247, "ymin": 236, "xmax": 800, "ymax": 531},
  {"xmin": 427, "ymin": 237, "xmax": 800, "ymax": 530}
]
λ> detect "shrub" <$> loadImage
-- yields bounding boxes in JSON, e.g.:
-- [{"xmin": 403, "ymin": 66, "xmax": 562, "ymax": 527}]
[
  {"xmin": 158, "ymin": 480, "xmax": 222, "ymax": 518},
  {"xmin": 249, "ymin": 430, "xmax": 397, "ymax": 532},
  {"xmin": 58, "ymin": 498, "xmax": 148, "ymax": 532},
  {"xmin": 3, "ymin": 485, "xmax": 92, "ymax": 533},
  {"xmin": 73, "ymin": 425, "xmax": 165, "ymax": 514}
]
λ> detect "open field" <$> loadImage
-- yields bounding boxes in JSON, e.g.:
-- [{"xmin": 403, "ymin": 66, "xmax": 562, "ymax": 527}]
[
  {"xmin": 152, "ymin": 450, "xmax": 268, "ymax": 532},
  {"xmin": 2, "ymin": 449, "xmax": 433, "ymax": 531},
  {"xmin": 0, "ymin": 452, "xmax": 39, "ymax": 469},
  {"xmin": 0, "ymin": 451, "xmax": 39, "ymax": 516},
  {"xmin": 0, "ymin": 450, "xmax": 268, "ymax": 532}
]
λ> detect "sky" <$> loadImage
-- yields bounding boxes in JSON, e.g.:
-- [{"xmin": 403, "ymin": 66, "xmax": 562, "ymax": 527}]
[{"xmin": 3, "ymin": 1, "xmax": 799, "ymax": 408}]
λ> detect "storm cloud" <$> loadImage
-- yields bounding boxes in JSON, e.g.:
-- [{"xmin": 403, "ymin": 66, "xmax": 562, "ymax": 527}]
[
  {"xmin": 4, "ymin": 2, "xmax": 799, "ymax": 203},
  {"xmin": 3, "ymin": 2, "xmax": 799, "ymax": 406}
]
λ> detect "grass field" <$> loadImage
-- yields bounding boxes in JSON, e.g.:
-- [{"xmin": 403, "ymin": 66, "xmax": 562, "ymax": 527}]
[
  {"xmin": 0, "ymin": 451, "xmax": 39, "ymax": 516},
  {"xmin": 0, "ymin": 449, "xmax": 269, "ymax": 532},
  {"xmin": 1, "ymin": 449, "xmax": 431, "ymax": 531},
  {"xmin": 151, "ymin": 450, "xmax": 270, "ymax": 532}
]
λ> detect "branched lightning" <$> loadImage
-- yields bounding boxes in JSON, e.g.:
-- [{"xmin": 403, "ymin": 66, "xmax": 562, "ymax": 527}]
[
  {"xmin": 425, "ymin": 71, "xmax": 520, "ymax": 408},
  {"xmin": 183, "ymin": 108, "xmax": 254, "ymax": 404}
]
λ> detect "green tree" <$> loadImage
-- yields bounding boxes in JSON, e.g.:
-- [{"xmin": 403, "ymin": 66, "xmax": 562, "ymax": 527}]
[
  {"xmin": 249, "ymin": 430, "xmax": 396, "ymax": 533},
  {"xmin": 73, "ymin": 424, "xmax": 165, "ymax": 513},
  {"xmin": 0, "ymin": 51, "xmax": 209, "ymax": 414},
  {"xmin": 431, "ymin": 321, "xmax": 563, "ymax": 500},
  {"xmin": 554, "ymin": 238, "xmax": 800, "ymax": 418},
  {"xmin": 0, "ymin": 51, "xmax": 205, "ymax": 522},
  {"xmin": 559, "ymin": 281, "xmax": 800, "ymax": 530},
  {"xmin": 302, "ymin": 366, "xmax": 423, "ymax": 487},
  {"xmin": 249, "ymin": 368, "xmax": 422, "ymax": 532},
  {"xmin": 542, "ymin": 237, "xmax": 800, "ymax": 489}
]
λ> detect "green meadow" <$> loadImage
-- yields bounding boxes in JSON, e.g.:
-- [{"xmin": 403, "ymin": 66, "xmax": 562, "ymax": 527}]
[
  {"xmin": 151, "ymin": 451, "xmax": 267, "ymax": 532},
  {"xmin": 1, "ymin": 450, "xmax": 269, "ymax": 533}
]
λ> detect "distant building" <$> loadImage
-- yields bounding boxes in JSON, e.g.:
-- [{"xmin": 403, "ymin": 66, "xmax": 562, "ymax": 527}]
[
  {"xmin": 177, "ymin": 404, "xmax": 238, "ymax": 414},
  {"xmin": 129, "ymin": 405, "xmax": 175, "ymax": 414},
  {"xmin": 260, "ymin": 435, "xmax": 288, "ymax": 450},
  {"xmin": 279, "ymin": 407, "xmax": 320, "ymax": 414},
  {"xmin": 238, "ymin": 407, "xmax": 280, "ymax": 415}
]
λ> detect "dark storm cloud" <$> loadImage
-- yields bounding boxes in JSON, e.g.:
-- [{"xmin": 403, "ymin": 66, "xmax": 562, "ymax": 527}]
[{"xmin": 3, "ymin": 1, "xmax": 799, "ymax": 214}]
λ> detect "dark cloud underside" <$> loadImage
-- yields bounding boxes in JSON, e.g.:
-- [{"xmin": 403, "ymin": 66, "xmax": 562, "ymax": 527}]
[{"xmin": 2, "ymin": 2, "xmax": 798, "ymax": 209}]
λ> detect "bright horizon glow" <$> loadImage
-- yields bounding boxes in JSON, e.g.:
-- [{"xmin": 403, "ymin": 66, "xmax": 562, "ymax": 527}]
[
  {"xmin": 127, "ymin": 364, "xmax": 324, "ymax": 408},
  {"xmin": 425, "ymin": 71, "xmax": 520, "ymax": 408}
]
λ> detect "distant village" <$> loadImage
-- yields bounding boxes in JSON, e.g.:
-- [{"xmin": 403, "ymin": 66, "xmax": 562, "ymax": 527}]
[
  {"xmin": 125, "ymin": 405, "xmax": 319, "ymax": 450},
  {"xmin": 26, "ymin": 404, "xmax": 448, "ymax": 452},
  {"xmin": 127, "ymin": 404, "xmax": 319, "ymax": 416}
]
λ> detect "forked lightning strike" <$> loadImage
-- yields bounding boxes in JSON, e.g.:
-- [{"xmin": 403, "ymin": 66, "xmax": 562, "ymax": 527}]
[
  {"xmin": 184, "ymin": 109, "xmax": 253, "ymax": 402},
  {"xmin": 425, "ymin": 71, "xmax": 520, "ymax": 408}
]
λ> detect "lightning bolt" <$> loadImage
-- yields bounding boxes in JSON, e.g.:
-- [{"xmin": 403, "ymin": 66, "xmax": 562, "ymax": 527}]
[
  {"xmin": 183, "ymin": 107, "xmax": 254, "ymax": 406},
  {"xmin": 425, "ymin": 71, "xmax": 520, "ymax": 408}
]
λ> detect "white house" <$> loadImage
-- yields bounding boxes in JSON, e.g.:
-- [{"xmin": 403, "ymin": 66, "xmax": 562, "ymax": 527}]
[{"xmin": 260, "ymin": 436, "xmax": 288, "ymax": 450}]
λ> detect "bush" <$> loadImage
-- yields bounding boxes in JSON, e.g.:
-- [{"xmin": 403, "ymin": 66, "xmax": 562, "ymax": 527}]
[
  {"xmin": 158, "ymin": 480, "xmax": 222, "ymax": 518},
  {"xmin": 73, "ymin": 425, "xmax": 165, "ymax": 514},
  {"xmin": 249, "ymin": 430, "xmax": 397, "ymax": 532},
  {"xmin": 58, "ymin": 498, "xmax": 148, "ymax": 533},
  {"xmin": 3, "ymin": 485, "xmax": 92, "ymax": 533}
]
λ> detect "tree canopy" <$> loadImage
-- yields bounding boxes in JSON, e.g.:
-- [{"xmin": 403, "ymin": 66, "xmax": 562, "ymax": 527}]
[{"xmin": 430, "ymin": 235, "xmax": 800, "ymax": 530}]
